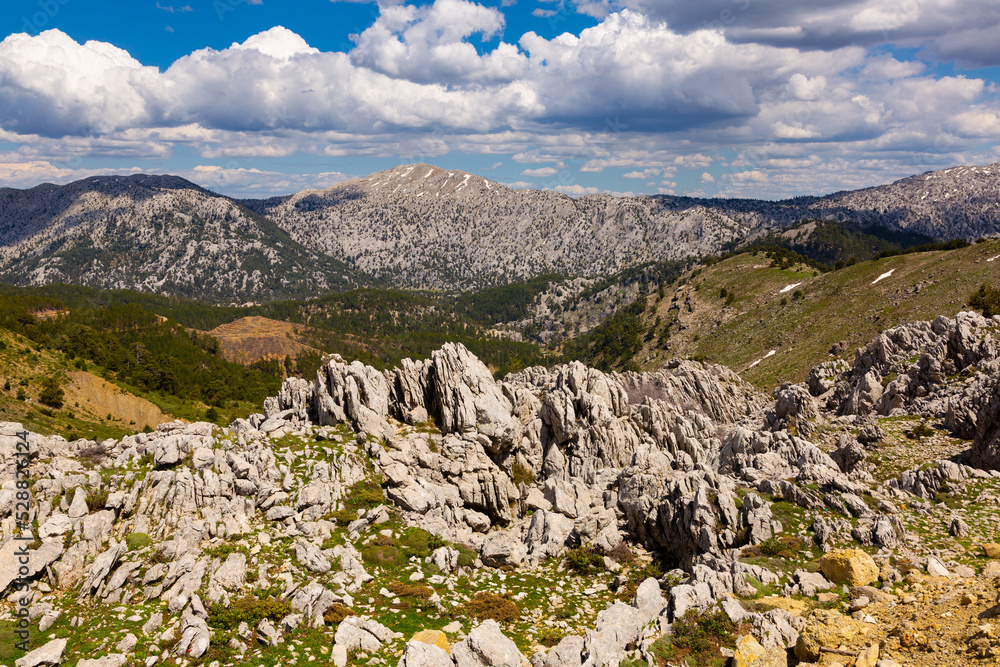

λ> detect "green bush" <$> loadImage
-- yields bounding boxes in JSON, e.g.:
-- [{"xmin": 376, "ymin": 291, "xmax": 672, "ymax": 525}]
[
  {"xmin": 126, "ymin": 533, "xmax": 153, "ymax": 550},
  {"xmin": 85, "ymin": 488, "xmax": 109, "ymax": 512},
  {"xmin": 455, "ymin": 543, "xmax": 478, "ymax": 568},
  {"xmin": 400, "ymin": 528, "xmax": 444, "ymax": 558},
  {"xmin": 332, "ymin": 476, "xmax": 386, "ymax": 523},
  {"xmin": 361, "ymin": 544, "xmax": 405, "ymax": 569},
  {"xmin": 207, "ymin": 596, "xmax": 292, "ymax": 630},
  {"xmin": 537, "ymin": 627, "xmax": 566, "ymax": 647},
  {"xmin": 39, "ymin": 376, "xmax": 64, "ymax": 408},
  {"xmin": 663, "ymin": 609, "xmax": 738, "ymax": 667},
  {"xmin": 969, "ymin": 282, "xmax": 1000, "ymax": 318},
  {"xmin": 564, "ymin": 546, "xmax": 605, "ymax": 575}
]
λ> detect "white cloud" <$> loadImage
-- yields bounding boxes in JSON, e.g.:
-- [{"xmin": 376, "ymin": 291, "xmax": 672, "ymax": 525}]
[
  {"xmin": 521, "ymin": 166, "xmax": 559, "ymax": 177},
  {"xmin": 0, "ymin": 30, "xmax": 160, "ymax": 136},
  {"xmin": 602, "ymin": 0, "xmax": 1000, "ymax": 67},
  {"xmin": 185, "ymin": 165, "xmax": 353, "ymax": 197},
  {"xmin": 623, "ymin": 168, "xmax": 660, "ymax": 178},
  {"xmin": 0, "ymin": 3, "xmax": 999, "ymax": 198},
  {"xmin": 349, "ymin": 0, "xmax": 527, "ymax": 84},
  {"xmin": 700, "ymin": 172, "xmax": 715, "ymax": 183}
]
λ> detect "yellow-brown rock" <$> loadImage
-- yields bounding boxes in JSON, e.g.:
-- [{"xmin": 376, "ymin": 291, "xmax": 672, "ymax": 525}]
[
  {"xmin": 733, "ymin": 635, "xmax": 766, "ymax": 667},
  {"xmin": 981, "ymin": 543, "xmax": 1000, "ymax": 559},
  {"xmin": 820, "ymin": 549, "xmax": 879, "ymax": 586},
  {"xmin": 411, "ymin": 630, "xmax": 451, "ymax": 653},
  {"xmin": 794, "ymin": 609, "xmax": 871, "ymax": 662}
]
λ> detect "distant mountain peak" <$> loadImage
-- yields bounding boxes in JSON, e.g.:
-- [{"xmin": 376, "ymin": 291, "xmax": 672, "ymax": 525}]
[{"xmin": 351, "ymin": 163, "xmax": 501, "ymax": 199}]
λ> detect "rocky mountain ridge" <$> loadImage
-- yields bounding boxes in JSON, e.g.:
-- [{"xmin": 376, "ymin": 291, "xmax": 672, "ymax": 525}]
[
  {"xmin": 4, "ymin": 308, "xmax": 1000, "ymax": 667},
  {"xmin": 2, "ymin": 162, "xmax": 999, "ymax": 298},
  {"xmin": 0, "ymin": 174, "xmax": 363, "ymax": 302}
]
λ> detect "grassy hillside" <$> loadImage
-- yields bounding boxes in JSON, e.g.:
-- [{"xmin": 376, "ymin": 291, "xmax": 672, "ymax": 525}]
[
  {"xmin": 637, "ymin": 238, "xmax": 1000, "ymax": 388},
  {"xmin": 0, "ymin": 282, "xmax": 554, "ymax": 439}
]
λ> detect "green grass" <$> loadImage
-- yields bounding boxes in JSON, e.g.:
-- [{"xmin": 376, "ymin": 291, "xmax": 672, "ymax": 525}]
[{"xmin": 642, "ymin": 239, "xmax": 1000, "ymax": 389}]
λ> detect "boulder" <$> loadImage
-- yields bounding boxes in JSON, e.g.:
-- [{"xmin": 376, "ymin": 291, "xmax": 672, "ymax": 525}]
[
  {"xmin": 452, "ymin": 620, "xmax": 528, "ymax": 667},
  {"xmin": 411, "ymin": 630, "xmax": 452, "ymax": 653},
  {"xmin": 819, "ymin": 549, "xmax": 879, "ymax": 586},
  {"xmin": 15, "ymin": 638, "xmax": 67, "ymax": 667},
  {"xmin": 733, "ymin": 635, "xmax": 765, "ymax": 667},
  {"xmin": 794, "ymin": 610, "xmax": 871, "ymax": 662},
  {"xmin": 401, "ymin": 640, "xmax": 455, "ymax": 667}
]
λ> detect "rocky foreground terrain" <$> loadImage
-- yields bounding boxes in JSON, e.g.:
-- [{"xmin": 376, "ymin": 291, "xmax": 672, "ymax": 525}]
[{"xmin": 3, "ymin": 310, "xmax": 1000, "ymax": 667}]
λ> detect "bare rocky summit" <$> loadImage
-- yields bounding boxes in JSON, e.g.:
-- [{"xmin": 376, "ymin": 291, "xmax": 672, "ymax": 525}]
[
  {"xmin": 4, "ymin": 309, "xmax": 1000, "ymax": 666},
  {"xmin": 254, "ymin": 162, "xmax": 1000, "ymax": 290}
]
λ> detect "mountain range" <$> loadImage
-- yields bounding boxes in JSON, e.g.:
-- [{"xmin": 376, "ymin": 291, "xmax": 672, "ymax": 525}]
[{"xmin": 1, "ymin": 162, "xmax": 999, "ymax": 300}]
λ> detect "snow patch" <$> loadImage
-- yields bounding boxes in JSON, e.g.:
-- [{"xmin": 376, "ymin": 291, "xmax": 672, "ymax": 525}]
[
  {"xmin": 779, "ymin": 282, "xmax": 802, "ymax": 294},
  {"xmin": 748, "ymin": 350, "xmax": 777, "ymax": 368},
  {"xmin": 871, "ymin": 269, "xmax": 895, "ymax": 285},
  {"xmin": 424, "ymin": 169, "xmax": 434, "ymax": 178},
  {"xmin": 988, "ymin": 255, "xmax": 999, "ymax": 262}
]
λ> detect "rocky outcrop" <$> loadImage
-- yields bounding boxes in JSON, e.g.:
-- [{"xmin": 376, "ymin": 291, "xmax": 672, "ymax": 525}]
[
  {"xmin": 6, "ymin": 326, "xmax": 1000, "ymax": 667},
  {"xmin": 824, "ymin": 312, "xmax": 1000, "ymax": 426}
]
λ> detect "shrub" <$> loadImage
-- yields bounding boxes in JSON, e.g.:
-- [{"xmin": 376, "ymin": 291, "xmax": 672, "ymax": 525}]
[
  {"xmin": 664, "ymin": 609, "xmax": 739, "ymax": 667},
  {"xmin": 564, "ymin": 546, "xmax": 605, "ymax": 575},
  {"xmin": 126, "ymin": 533, "xmax": 153, "ymax": 550},
  {"xmin": 401, "ymin": 528, "xmax": 444, "ymax": 558},
  {"xmin": 455, "ymin": 543, "xmax": 478, "ymax": 568},
  {"xmin": 323, "ymin": 603, "xmax": 357, "ymax": 625},
  {"xmin": 537, "ymin": 627, "xmax": 566, "ymax": 647},
  {"xmin": 205, "ymin": 406, "xmax": 220, "ymax": 423},
  {"xmin": 361, "ymin": 544, "xmax": 405, "ymax": 569},
  {"xmin": 510, "ymin": 461, "xmax": 536, "ymax": 487},
  {"xmin": 606, "ymin": 541, "xmax": 635, "ymax": 565},
  {"xmin": 907, "ymin": 422, "xmax": 935, "ymax": 439},
  {"xmin": 969, "ymin": 282, "xmax": 1000, "ymax": 318},
  {"xmin": 85, "ymin": 488, "xmax": 110, "ymax": 512},
  {"xmin": 16, "ymin": 388, "xmax": 26, "ymax": 401},
  {"xmin": 207, "ymin": 596, "xmax": 292, "ymax": 630},
  {"xmin": 464, "ymin": 592, "xmax": 520, "ymax": 623},
  {"xmin": 2, "ymin": 380, "xmax": 9, "ymax": 391},
  {"xmin": 335, "ymin": 476, "xmax": 386, "ymax": 522},
  {"xmin": 39, "ymin": 376, "xmax": 64, "ymax": 408},
  {"xmin": 743, "ymin": 535, "xmax": 803, "ymax": 559},
  {"xmin": 78, "ymin": 443, "xmax": 108, "ymax": 466}
]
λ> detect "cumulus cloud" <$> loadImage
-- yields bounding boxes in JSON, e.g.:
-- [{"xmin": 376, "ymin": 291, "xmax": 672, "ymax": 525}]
[
  {"xmin": 601, "ymin": 0, "xmax": 1000, "ymax": 66},
  {"xmin": 349, "ymin": 0, "xmax": 527, "ymax": 83},
  {"xmin": 521, "ymin": 167, "xmax": 559, "ymax": 177},
  {"xmin": 0, "ymin": 30, "xmax": 160, "ymax": 136},
  {"xmin": 0, "ymin": 0, "xmax": 999, "ymax": 198}
]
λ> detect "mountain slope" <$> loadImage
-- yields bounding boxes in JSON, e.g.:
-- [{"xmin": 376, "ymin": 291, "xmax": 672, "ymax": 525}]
[
  {"xmin": 250, "ymin": 163, "xmax": 758, "ymax": 290},
  {"xmin": 251, "ymin": 162, "xmax": 1000, "ymax": 290},
  {"xmin": 634, "ymin": 237, "xmax": 1000, "ymax": 388},
  {"xmin": 0, "ymin": 174, "xmax": 364, "ymax": 302},
  {"xmin": 1, "ymin": 162, "xmax": 998, "ymax": 298}
]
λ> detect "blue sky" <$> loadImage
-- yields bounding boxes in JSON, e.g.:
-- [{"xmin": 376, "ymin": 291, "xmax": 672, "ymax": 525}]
[{"xmin": 2, "ymin": 0, "xmax": 1000, "ymax": 198}]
